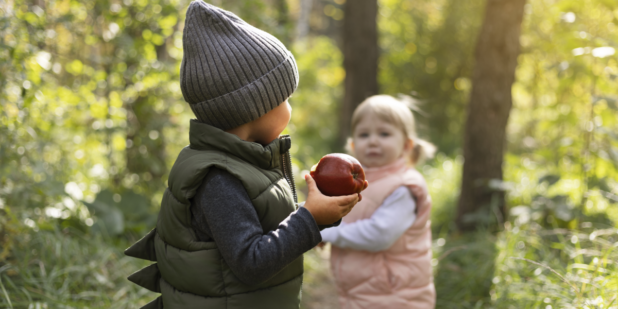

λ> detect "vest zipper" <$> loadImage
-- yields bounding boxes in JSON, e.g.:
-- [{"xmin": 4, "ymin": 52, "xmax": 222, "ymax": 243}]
[{"xmin": 279, "ymin": 135, "xmax": 298, "ymax": 203}]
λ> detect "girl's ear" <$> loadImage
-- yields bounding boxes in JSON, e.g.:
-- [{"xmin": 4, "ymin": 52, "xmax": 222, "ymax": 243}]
[
  {"xmin": 404, "ymin": 138, "xmax": 414, "ymax": 153},
  {"xmin": 345, "ymin": 137, "xmax": 355, "ymax": 154}
]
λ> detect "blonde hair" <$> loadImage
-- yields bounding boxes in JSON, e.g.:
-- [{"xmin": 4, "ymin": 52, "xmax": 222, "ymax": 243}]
[{"xmin": 346, "ymin": 94, "xmax": 436, "ymax": 166}]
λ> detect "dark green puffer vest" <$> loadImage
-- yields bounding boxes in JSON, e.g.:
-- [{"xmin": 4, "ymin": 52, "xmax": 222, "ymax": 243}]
[{"xmin": 125, "ymin": 120, "xmax": 302, "ymax": 309}]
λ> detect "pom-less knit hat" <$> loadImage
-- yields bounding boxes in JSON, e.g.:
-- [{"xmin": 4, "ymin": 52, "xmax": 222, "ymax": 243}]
[{"xmin": 180, "ymin": 1, "xmax": 299, "ymax": 130}]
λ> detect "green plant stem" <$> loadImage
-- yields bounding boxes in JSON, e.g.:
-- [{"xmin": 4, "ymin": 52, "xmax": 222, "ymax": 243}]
[
  {"xmin": 510, "ymin": 256, "xmax": 582, "ymax": 298},
  {"xmin": 0, "ymin": 275, "xmax": 13, "ymax": 309}
]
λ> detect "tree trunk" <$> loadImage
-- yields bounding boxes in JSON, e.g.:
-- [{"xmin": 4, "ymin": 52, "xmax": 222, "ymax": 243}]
[
  {"xmin": 275, "ymin": 0, "xmax": 291, "ymax": 45},
  {"xmin": 456, "ymin": 0, "xmax": 527, "ymax": 232},
  {"xmin": 339, "ymin": 0, "xmax": 379, "ymax": 146},
  {"xmin": 295, "ymin": 0, "xmax": 313, "ymax": 41}
]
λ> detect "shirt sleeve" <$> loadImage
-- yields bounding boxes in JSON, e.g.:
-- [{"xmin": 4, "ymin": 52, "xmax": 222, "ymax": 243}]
[
  {"xmin": 320, "ymin": 186, "xmax": 416, "ymax": 252},
  {"xmin": 191, "ymin": 168, "xmax": 322, "ymax": 286},
  {"xmin": 296, "ymin": 201, "xmax": 342, "ymax": 231}
]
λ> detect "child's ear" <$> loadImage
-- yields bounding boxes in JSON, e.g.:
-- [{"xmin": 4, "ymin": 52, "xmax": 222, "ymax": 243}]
[
  {"xmin": 404, "ymin": 138, "xmax": 414, "ymax": 153},
  {"xmin": 345, "ymin": 137, "xmax": 355, "ymax": 154}
]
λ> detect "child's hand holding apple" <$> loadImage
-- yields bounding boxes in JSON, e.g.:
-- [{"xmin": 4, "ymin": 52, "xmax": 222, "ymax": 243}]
[{"xmin": 303, "ymin": 154, "xmax": 369, "ymax": 225}]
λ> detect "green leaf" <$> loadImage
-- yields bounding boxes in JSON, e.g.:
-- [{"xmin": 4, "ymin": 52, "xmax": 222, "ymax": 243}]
[
  {"xmin": 538, "ymin": 174, "xmax": 560, "ymax": 187},
  {"xmin": 117, "ymin": 190, "xmax": 157, "ymax": 233},
  {"xmin": 588, "ymin": 176, "xmax": 612, "ymax": 192},
  {"xmin": 593, "ymin": 95, "xmax": 618, "ymax": 110},
  {"xmin": 83, "ymin": 190, "xmax": 125, "ymax": 237}
]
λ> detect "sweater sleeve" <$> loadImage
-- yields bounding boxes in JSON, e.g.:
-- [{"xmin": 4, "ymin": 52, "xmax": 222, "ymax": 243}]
[
  {"xmin": 320, "ymin": 186, "xmax": 416, "ymax": 252},
  {"xmin": 296, "ymin": 201, "xmax": 342, "ymax": 231},
  {"xmin": 190, "ymin": 168, "xmax": 322, "ymax": 286}
]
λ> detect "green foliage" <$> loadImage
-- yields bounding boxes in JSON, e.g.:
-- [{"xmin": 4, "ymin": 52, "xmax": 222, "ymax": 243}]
[
  {"xmin": 493, "ymin": 225, "xmax": 618, "ymax": 308},
  {"xmin": 83, "ymin": 189, "xmax": 156, "ymax": 236},
  {"xmin": 0, "ymin": 227, "xmax": 152, "ymax": 308},
  {"xmin": 507, "ymin": 0, "xmax": 618, "ymax": 225},
  {"xmin": 0, "ymin": 207, "xmax": 20, "ymax": 264},
  {"xmin": 429, "ymin": 223, "xmax": 618, "ymax": 309},
  {"xmin": 209, "ymin": 0, "xmax": 294, "ymax": 44},
  {"xmin": 2, "ymin": 0, "xmax": 618, "ymax": 307},
  {"xmin": 379, "ymin": 0, "xmax": 485, "ymax": 153},
  {"xmin": 0, "ymin": 0, "xmax": 195, "ymax": 238},
  {"xmin": 415, "ymin": 153, "xmax": 618, "ymax": 309},
  {"xmin": 289, "ymin": 36, "xmax": 344, "ymax": 176},
  {"xmin": 433, "ymin": 233, "xmax": 497, "ymax": 308},
  {"xmin": 424, "ymin": 154, "xmax": 463, "ymax": 235}
]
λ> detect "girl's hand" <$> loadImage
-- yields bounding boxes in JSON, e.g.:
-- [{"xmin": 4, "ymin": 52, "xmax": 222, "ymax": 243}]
[
  {"xmin": 303, "ymin": 174, "xmax": 359, "ymax": 225},
  {"xmin": 359, "ymin": 180, "xmax": 369, "ymax": 201}
]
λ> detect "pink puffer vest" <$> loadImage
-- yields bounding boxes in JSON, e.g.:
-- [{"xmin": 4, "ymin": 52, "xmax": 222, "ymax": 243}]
[{"xmin": 330, "ymin": 158, "xmax": 435, "ymax": 309}]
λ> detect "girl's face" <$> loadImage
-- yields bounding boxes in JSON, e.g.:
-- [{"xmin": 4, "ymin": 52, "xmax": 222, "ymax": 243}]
[{"xmin": 351, "ymin": 112, "xmax": 412, "ymax": 168}]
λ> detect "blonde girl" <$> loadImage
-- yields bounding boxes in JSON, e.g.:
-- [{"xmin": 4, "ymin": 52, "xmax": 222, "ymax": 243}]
[{"xmin": 321, "ymin": 94, "xmax": 436, "ymax": 309}]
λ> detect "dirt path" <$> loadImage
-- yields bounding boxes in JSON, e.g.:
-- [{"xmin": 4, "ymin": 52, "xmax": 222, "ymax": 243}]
[{"xmin": 301, "ymin": 245, "xmax": 340, "ymax": 309}]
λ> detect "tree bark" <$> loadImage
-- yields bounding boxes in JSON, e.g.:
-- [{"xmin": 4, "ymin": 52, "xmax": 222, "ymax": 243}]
[
  {"xmin": 275, "ymin": 0, "xmax": 291, "ymax": 45},
  {"xmin": 456, "ymin": 0, "xmax": 527, "ymax": 232},
  {"xmin": 339, "ymin": 0, "xmax": 379, "ymax": 145},
  {"xmin": 295, "ymin": 0, "xmax": 313, "ymax": 41}
]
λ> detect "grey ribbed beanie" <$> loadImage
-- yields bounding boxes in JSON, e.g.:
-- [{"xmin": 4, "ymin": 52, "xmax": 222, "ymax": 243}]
[{"xmin": 180, "ymin": 1, "xmax": 299, "ymax": 130}]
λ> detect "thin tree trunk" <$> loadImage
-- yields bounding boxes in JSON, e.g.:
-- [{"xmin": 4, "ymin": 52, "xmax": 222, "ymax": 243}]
[
  {"xmin": 295, "ymin": 0, "xmax": 313, "ymax": 41},
  {"xmin": 456, "ymin": 0, "xmax": 527, "ymax": 232},
  {"xmin": 339, "ymin": 0, "xmax": 379, "ymax": 145},
  {"xmin": 275, "ymin": 0, "xmax": 291, "ymax": 45}
]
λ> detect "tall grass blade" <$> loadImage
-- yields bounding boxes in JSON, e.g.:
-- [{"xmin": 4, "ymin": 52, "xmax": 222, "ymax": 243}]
[
  {"xmin": 510, "ymin": 257, "xmax": 581, "ymax": 297},
  {"xmin": 0, "ymin": 275, "xmax": 13, "ymax": 309}
]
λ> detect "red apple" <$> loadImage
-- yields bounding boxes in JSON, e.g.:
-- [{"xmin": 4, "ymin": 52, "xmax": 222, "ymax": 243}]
[{"xmin": 310, "ymin": 153, "xmax": 368, "ymax": 197}]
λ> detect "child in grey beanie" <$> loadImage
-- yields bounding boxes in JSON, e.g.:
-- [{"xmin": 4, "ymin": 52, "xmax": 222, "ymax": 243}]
[{"xmin": 125, "ymin": 2, "xmax": 360, "ymax": 308}]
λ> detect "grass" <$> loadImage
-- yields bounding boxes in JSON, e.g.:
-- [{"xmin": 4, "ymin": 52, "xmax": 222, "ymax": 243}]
[
  {"xmin": 300, "ymin": 155, "xmax": 618, "ymax": 309},
  {"xmin": 492, "ymin": 223, "xmax": 618, "ymax": 309},
  {"xmin": 433, "ymin": 232, "xmax": 497, "ymax": 308},
  {"xmin": 300, "ymin": 225, "xmax": 618, "ymax": 309},
  {"xmin": 2, "ymin": 156, "xmax": 617, "ymax": 308},
  {"xmin": 0, "ymin": 226, "xmax": 152, "ymax": 309},
  {"xmin": 4, "ymin": 224, "xmax": 616, "ymax": 309}
]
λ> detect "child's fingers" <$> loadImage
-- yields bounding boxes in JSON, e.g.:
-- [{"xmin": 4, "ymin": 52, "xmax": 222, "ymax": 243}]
[
  {"xmin": 332, "ymin": 193, "xmax": 359, "ymax": 206},
  {"xmin": 339, "ymin": 202, "xmax": 357, "ymax": 218},
  {"xmin": 341, "ymin": 205, "xmax": 353, "ymax": 217},
  {"xmin": 304, "ymin": 174, "xmax": 320, "ymax": 194}
]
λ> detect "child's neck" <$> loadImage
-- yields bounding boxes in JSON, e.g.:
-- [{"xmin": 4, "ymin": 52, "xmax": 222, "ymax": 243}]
[
  {"xmin": 226, "ymin": 124, "xmax": 255, "ymax": 143},
  {"xmin": 225, "ymin": 123, "xmax": 280, "ymax": 146},
  {"xmin": 363, "ymin": 157, "xmax": 407, "ymax": 181}
]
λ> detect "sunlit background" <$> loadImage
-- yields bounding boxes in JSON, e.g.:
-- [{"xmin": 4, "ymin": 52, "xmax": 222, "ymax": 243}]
[{"xmin": 1, "ymin": 0, "xmax": 617, "ymax": 308}]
